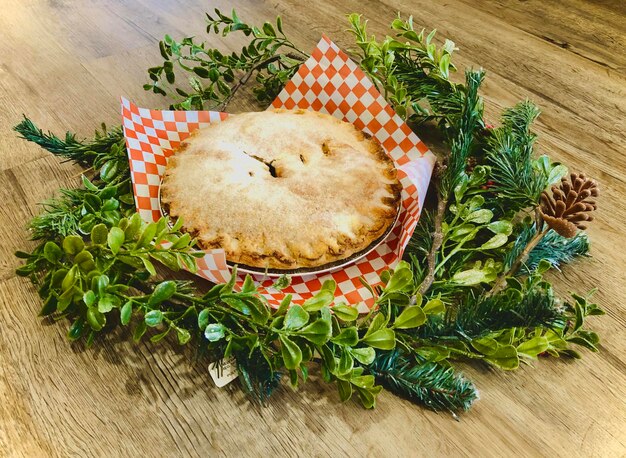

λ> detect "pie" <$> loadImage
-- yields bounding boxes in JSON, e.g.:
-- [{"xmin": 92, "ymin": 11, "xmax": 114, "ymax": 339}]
[{"xmin": 160, "ymin": 109, "xmax": 402, "ymax": 270}]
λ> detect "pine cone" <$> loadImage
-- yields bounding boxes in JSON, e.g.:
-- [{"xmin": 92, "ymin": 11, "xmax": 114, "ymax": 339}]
[{"xmin": 539, "ymin": 173, "xmax": 599, "ymax": 238}]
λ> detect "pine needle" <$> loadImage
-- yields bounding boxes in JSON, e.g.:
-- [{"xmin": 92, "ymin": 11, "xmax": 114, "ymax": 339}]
[
  {"xmin": 419, "ymin": 286, "xmax": 561, "ymax": 341},
  {"xmin": 369, "ymin": 350, "xmax": 477, "ymax": 413},
  {"xmin": 14, "ymin": 116, "xmax": 124, "ymax": 166}
]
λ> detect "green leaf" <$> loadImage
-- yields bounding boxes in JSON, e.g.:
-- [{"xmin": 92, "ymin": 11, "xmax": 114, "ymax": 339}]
[
  {"xmin": 43, "ymin": 241, "xmax": 62, "ymax": 263},
  {"xmin": 97, "ymin": 294, "xmax": 118, "ymax": 313},
  {"xmin": 124, "ymin": 214, "xmax": 142, "ymax": 240},
  {"xmin": 221, "ymin": 266, "xmax": 237, "ymax": 295},
  {"xmin": 392, "ymin": 306, "xmax": 426, "ymax": 329},
  {"xmin": 471, "ymin": 336, "xmax": 499, "ymax": 355},
  {"xmin": 120, "ymin": 301, "xmax": 133, "ymax": 325},
  {"xmin": 136, "ymin": 222, "xmax": 157, "ymax": 248},
  {"xmin": 332, "ymin": 303, "xmax": 359, "ymax": 322},
  {"xmin": 82, "ymin": 174, "xmax": 98, "ymax": 191},
  {"xmin": 517, "ymin": 336, "xmax": 549, "ymax": 358},
  {"xmin": 452, "ymin": 268, "xmax": 492, "ymax": 286},
  {"xmin": 67, "ymin": 318, "xmax": 85, "ymax": 341},
  {"xmin": 61, "ymin": 265, "xmax": 78, "ymax": 292},
  {"xmin": 74, "ymin": 250, "xmax": 95, "ymax": 272},
  {"xmin": 107, "ymin": 227, "xmax": 125, "ymax": 254},
  {"xmin": 198, "ymin": 308, "xmax": 210, "ymax": 330},
  {"xmin": 297, "ymin": 318, "xmax": 332, "ymax": 345},
  {"xmin": 331, "ymin": 327, "xmax": 358, "ymax": 346},
  {"xmin": 140, "ymin": 257, "xmax": 157, "ymax": 276},
  {"xmin": 364, "ymin": 313, "xmax": 387, "ymax": 338},
  {"xmin": 361, "ymin": 328, "xmax": 396, "ymax": 350},
  {"xmin": 337, "ymin": 379, "xmax": 353, "ymax": 402},
  {"xmin": 133, "ymin": 320, "xmax": 147, "ymax": 341},
  {"xmin": 100, "ymin": 161, "xmax": 118, "ymax": 182},
  {"xmin": 150, "ymin": 329, "xmax": 170, "ymax": 343},
  {"xmin": 193, "ymin": 66, "xmax": 210, "ymax": 78},
  {"xmin": 204, "ymin": 323, "xmax": 226, "ymax": 342},
  {"xmin": 284, "ymin": 304, "xmax": 309, "ymax": 330},
  {"xmin": 170, "ymin": 233, "xmax": 191, "ymax": 250},
  {"xmin": 241, "ymin": 274, "xmax": 255, "ymax": 293},
  {"xmin": 86, "ymin": 308, "xmax": 106, "ymax": 331},
  {"xmin": 480, "ymin": 233, "xmax": 508, "ymax": 250},
  {"xmin": 464, "ymin": 209, "xmax": 493, "ymax": 224},
  {"xmin": 83, "ymin": 290, "xmax": 96, "ymax": 307},
  {"xmin": 385, "ymin": 267, "xmax": 413, "ymax": 293},
  {"xmin": 535, "ymin": 259, "xmax": 552, "ymax": 275},
  {"xmin": 274, "ymin": 294, "xmax": 292, "ymax": 315},
  {"xmin": 279, "ymin": 335, "xmax": 302, "ymax": 370},
  {"xmin": 350, "ymin": 347, "xmax": 376, "ymax": 365},
  {"xmin": 337, "ymin": 350, "xmax": 354, "ymax": 375},
  {"xmin": 271, "ymin": 275, "xmax": 291, "ymax": 290},
  {"xmin": 222, "ymin": 296, "xmax": 251, "ymax": 315},
  {"xmin": 485, "ymin": 345, "xmax": 519, "ymax": 370},
  {"xmin": 320, "ymin": 279, "xmax": 337, "ymax": 294},
  {"xmin": 62, "ymin": 235, "xmax": 84, "ymax": 255},
  {"xmin": 177, "ymin": 328, "xmax": 191, "ymax": 345},
  {"xmin": 422, "ymin": 298, "xmax": 445, "ymax": 315},
  {"xmin": 150, "ymin": 252, "xmax": 180, "ymax": 271},
  {"xmin": 449, "ymin": 224, "xmax": 477, "ymax": 242},
  {"xmin": 351, "ymin": 374, "xmax": 376, "ymax": 389},
  {"xmin": 356, "ymin": 385, "xmax": 382, "ymax": 409},
  {"xmin": 144, "ymin": 310, "xmax": 164, "ymax": 327},
  {"xmin": 149, "ymin": 281, "xmax": 177, "ymax": 305},
  {"xmin": 246, "ymin": 296, "xmax": 271, "ymax": 324},
  {"xmin": 302, "ymin": 290, "xmax": 334, "ymax": 312},
  {"xmin": 262, "ymin": 22, "xmax": 276, "ymax": 36},
  {"xmin": 487, "ymin": 220, "xmax": 513, "ymax": 235}
]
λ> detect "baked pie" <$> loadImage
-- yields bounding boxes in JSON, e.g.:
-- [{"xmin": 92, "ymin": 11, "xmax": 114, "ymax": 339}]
[{"xmin": 160, "ymin": 109, "xmax": 402, "ymax": 270}]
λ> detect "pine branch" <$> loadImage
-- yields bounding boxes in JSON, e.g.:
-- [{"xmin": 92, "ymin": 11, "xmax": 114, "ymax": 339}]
[
  {"xmin": 369, "ymin": 350, "xmax": 477, "ymax": 413},
  {"xmin": 14, "ymin": 117, "xmax": 124, "ymax": 167},
  {"xmin": 419, "ymin": 285, "xmax": 561, "ymax": 341},
  {"xmin": 525, "ymin": 230, "xmax": 590, "ymax": 274},
  {"xmin": 235, "ymin": 348, "xmax": 282, "ymax": 404},
  {"xmin": 485, "ymin": 101, "xmax": 547, "ymax": 213},
  {"xmin": 29, "ymin": 188, "xmax": 88, "ymax": 239},
  {"xmin": 439, "ymin": 70, "xmax": 485, "ymax": 195}
]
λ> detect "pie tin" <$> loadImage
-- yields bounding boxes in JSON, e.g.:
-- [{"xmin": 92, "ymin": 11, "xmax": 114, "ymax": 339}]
[{"xmin": 158, "ymin": 180, "xmax": 401, "ymax": 277}]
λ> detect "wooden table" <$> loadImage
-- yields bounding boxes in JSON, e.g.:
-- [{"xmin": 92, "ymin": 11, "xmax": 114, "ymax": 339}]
[{"xmin": 1, "ymin": 1, "xmax": 624, "ymax": 456}]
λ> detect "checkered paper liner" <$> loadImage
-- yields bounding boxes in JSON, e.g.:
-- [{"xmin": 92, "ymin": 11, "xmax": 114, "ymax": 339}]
[{"xmin": 122, "ymin": 35, "xmax": 436, "ymax": 310}]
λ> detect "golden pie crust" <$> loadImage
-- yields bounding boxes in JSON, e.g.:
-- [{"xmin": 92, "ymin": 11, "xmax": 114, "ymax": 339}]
[{"xmin": 160, "ymin": 109, "xmax": 402, "ymax": 269}]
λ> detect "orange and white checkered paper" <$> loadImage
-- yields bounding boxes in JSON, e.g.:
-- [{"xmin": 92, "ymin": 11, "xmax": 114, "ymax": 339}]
[{"xmin": 122, "ymin": 36, "xmax": 436, "ymax": 310}]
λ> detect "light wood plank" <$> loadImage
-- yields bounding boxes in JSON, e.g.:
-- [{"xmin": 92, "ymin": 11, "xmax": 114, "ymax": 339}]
[{"xmin": 0, "ymin": 0, "xmax": 624, "ymax": 456}]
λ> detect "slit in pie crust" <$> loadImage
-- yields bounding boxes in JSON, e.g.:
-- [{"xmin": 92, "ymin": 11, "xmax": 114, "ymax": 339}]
[{"xmin": 160, "ymin": 109, "xmax": 402, "ymax": 270}]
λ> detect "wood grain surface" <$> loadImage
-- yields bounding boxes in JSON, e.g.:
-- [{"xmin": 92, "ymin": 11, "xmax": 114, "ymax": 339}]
[{"xmin": 1, "ymin": 1, "xmax": 625, "ymax": 456}]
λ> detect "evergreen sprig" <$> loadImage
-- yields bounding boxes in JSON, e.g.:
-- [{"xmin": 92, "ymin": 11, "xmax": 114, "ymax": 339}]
[
  {"xmin": 369, "ymin": 350, "xmax": 477, "ymax": 413},
  {"xmin": 146, "ymin": 8, "xmax": 308, "ymax": 110},
  {"xmin": 484, "ymin": 101, "xmax": 567, "ymax": 214},
  {"xmin": 525, "ymin": 229, "xmax": 590, "ymax": 273},
  {"xmin": 14, "ymin": 117, "xmax": 126, "ymax": 172}
]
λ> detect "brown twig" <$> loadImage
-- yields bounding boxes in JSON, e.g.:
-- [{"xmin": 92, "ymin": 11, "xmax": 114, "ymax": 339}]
[
  {"xmin": 418, "ymin": 166, "xmax": 448, "ymax": 295},
  {"xmin": 217, "ymin": 52, "xmax": 305, "ymax": 111}
]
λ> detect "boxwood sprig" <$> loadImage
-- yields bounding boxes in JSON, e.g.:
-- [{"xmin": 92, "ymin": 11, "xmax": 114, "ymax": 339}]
[{"xmin": 146, "ymin": 8, "xmax": 308, "ymax": 110}]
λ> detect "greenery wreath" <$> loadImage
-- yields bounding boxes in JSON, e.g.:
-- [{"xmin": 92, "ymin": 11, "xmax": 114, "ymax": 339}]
[{"xmin": 15, "ymin": 9, "xmax": 604, "ymax": 414}]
